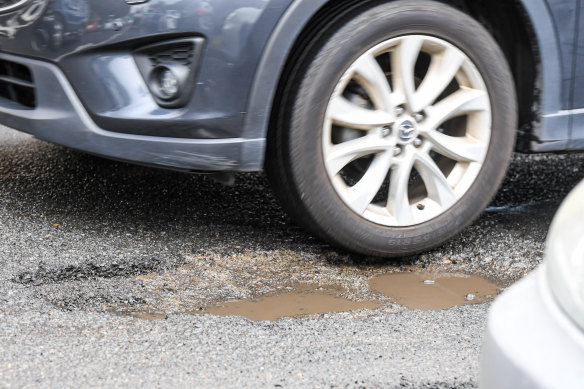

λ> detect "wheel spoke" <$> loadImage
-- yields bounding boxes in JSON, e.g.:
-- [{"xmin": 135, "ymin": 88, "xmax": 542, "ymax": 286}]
[
  {"xmin": 326, "ymin": 135, "xmax": 386, "ymax": 175},
  {"xmin": 392, "ymin": 36, "xmax": 423, "ymax": 111},
  {"xmin": 327, "ymin": 96, "xmax": 394, "ymax": 129},
  {"xmin": 387, "ymin": 148, "xmax": 415, "ymax": 224},
  {"xmin": 353, "ymin": 53, "xmax": 394, "ymax": 111},
  {"xmin": 425, "ymin": 130, "xmax": 487, "ymax": 163},
  {"xmin": 423, "ymin": 88, "xmax": 489, "ymax": 131},
  {"xmin": 414, "ymin": 152, "xmax": 457, "ymax": 207},
  {"xmin": 411, "ymin": 47, "xmax": 465, "ymax": 112},
  {"xmin": 346, "ymin": 151, "xmax": 393, "ymax": 215}
]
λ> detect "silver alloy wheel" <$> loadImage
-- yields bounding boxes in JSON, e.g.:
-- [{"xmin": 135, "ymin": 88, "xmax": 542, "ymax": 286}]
[{"xmin": 323, "ymin": 35, "xmax": 492, "ymax": 227}]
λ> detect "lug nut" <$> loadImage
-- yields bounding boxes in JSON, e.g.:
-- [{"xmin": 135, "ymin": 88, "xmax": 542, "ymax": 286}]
[
  {"xmin": 414, "ymin": 113, "xmax": 424, "ymax": 122},
  {"xmin": 395, "ymin": 107, "xmax": 405, "ymax": 116},
  {"xmin": 413, "ymin": 138, "xmax": 423, "ymax": 147},
  {"xmin": 381, "ymin": 126, "xmax": 392, "ymax": 137},
  {"xmin": 393, "ymin": 146, "xmax": 403, "ymax": 156}
]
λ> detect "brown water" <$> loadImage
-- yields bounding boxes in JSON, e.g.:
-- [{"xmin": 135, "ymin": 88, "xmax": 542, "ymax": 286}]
[
  {"xmin": 203, "ymin": 285, "xmax": 381, "ymax": 321},
  {"xmin": 117, "ymin": 272, "xmax": 500, "ymax": 321},
  {"xmin": 369, "ymin": 272, "xmax": 500, "ymax": 310}
]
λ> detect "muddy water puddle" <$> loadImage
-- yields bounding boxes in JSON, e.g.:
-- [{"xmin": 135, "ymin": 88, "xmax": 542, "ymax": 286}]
[
  {"xmin": 370, "ymin": 272, "xmax": 500, "ymax": 310},
  {"xmin": 116, "ymin": 271, "xmax": 501, "ymax": 321},
  {"xmin": 203, "ymin": 285, "xmax": 380, "ymax": 321}
]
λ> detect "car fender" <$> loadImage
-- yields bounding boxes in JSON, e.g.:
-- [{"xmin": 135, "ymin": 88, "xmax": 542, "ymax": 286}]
[{"xmin": 242, "ymin": 0, "xmax": 564, "ymax": 163}]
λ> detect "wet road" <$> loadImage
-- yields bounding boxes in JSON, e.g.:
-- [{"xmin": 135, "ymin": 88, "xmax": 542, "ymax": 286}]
[{"xmin": 1, "ymin": 125, "xmax": 583, "ymax": 388}]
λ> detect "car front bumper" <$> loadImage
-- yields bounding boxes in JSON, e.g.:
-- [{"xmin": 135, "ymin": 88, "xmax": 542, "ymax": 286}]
[
  {"xmin": 0, "ymin": 52, "xmax": 263, "ymax": 172},
  {"xmin": 480, "ymin": 267, "xmax": 584, "ymax": 388},
  {"xmin": 0, "ymin": 0, "xmax": 295, "ymax": 172}
]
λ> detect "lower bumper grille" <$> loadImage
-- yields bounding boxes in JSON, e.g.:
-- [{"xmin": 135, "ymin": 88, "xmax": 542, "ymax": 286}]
[{"xmin": 0, "ymin": 59, "xmax": 36, "ymax": 108}]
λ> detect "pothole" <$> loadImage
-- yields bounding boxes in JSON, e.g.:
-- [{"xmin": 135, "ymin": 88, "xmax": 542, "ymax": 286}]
[
  {"xmin": 110, "ymin": 271, "xmax": 501, "ymax": 321},
  {"xmin": 201, "ymin": 284, "xmax": 380, "ymax": 321},
  {"xmin": 13, "ymin": 256, "xmax": 174, "ymax": 285},
  {"xmin": 370, "ymin": 272, "xmax": 501, "ymax": 310}
]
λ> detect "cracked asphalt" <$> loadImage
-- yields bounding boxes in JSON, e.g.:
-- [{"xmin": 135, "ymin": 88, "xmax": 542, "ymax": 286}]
[{"xmin": 1, "ymin": 125, "xmax": 583, "ymax": 388}]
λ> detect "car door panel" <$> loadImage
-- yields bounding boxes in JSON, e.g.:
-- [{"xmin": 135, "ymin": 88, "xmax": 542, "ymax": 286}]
[
  {"xmin": 569, "ymin": 0, "xmax": 584, "ymax": 148},
  {"xmin": 572, "ymin": 1, "xmax": 584, "ymax": 108},
  {"xmin": 544, "ymin": 0, "xmax": 579, "ymax": 109}
]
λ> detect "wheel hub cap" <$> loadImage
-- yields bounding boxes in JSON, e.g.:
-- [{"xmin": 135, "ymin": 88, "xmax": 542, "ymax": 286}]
[
  {"xmin": 322, "ymin": 35, "xmax": 492, "ymax": 227},
  {"xmin": 397, "ymin": 120, "xmax": 417, "ymax": 143}
]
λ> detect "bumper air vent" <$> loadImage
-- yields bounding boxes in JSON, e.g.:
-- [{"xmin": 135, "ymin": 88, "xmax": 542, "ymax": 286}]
[
  {"xmin": 148, "ymin": 43, "xmax": 195, "ymax": 68},
  {"xmin": 0, "ymin": 59, "xmax": 36, "ymax": 108}
]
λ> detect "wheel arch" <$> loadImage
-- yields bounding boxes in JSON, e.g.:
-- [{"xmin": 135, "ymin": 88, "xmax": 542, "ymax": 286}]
[{"xmin": 243, "ymin": 0, "xmax": 562, "ymax": 167}]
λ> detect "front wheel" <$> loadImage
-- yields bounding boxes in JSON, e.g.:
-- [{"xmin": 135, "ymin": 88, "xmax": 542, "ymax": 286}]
[{"xmin": 267, "ymin": 0, "xmax": 516, "ymax": 256}]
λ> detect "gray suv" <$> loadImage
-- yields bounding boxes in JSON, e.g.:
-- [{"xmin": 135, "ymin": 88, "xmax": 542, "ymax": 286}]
[{"xmin": 0, "ymin": 0, "xmax": 582, "ymax": 256}]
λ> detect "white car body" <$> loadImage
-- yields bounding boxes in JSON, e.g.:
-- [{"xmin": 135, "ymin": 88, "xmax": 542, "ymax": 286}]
[{"xmin": 481, "ymin": 181, "xmax": 584, "ymax": 388}]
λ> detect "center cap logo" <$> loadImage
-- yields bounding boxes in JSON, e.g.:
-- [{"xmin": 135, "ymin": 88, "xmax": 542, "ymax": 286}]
[{"xmin": 398, "ymin": 120, "xmax": 416, "ymax": 142}]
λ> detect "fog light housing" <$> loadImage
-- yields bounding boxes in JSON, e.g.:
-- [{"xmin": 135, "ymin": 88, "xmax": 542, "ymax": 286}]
[
  {"xmin": 133, "ymin": 37, "xmax": 205, "ymax": 108},
  {"xmin": 150, "ymin": 65, "xmax": 188, "ymax": 101},
  {"xmin": 159, "ymin": 68, "xmax": 179, "ymax": 98}
]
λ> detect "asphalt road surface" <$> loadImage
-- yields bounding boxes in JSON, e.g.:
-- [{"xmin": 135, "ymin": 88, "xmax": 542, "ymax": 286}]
[{"xmin": 1, "ymin": 125, "xmax": 583, "ymax": 388}]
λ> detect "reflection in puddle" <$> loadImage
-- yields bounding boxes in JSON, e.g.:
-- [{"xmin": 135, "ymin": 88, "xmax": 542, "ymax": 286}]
[
  {"xmin": 369, "ymin": 272, "xmax": 500, "ymax": 311},
  {"xmin": 202, "ymin": 285, "xmax": 380, "ymax": 321}
]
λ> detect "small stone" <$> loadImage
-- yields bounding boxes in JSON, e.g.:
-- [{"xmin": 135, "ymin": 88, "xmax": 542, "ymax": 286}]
[
  {"xmin": 423, "ymin": 280, "xmax": 435, "ymax": 285},
  {"xmin": 465, "ymin": 294, "xmax": 475, "ymax": 301}
]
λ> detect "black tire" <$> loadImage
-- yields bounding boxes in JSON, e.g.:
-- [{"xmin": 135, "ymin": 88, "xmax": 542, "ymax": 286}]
[{"xmin": 266, "ymin": 0, "xmax": 516, "ymax": 257}]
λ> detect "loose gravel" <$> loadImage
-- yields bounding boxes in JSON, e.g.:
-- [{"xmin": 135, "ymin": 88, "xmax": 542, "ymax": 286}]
[{"xmin": 1, "ymin": 126, "xmax": 583, "ymax": 388}]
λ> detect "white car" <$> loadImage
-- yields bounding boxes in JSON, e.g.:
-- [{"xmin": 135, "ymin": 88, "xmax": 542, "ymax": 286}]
[{"xmin": 480, "ymin": 180, "xmax": 584, "ymax": 388}]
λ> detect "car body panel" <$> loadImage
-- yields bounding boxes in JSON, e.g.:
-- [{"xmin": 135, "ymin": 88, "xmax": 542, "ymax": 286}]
[
  {"xmin": 250, "ymin": 0, "xmax": 582, "ymax": 156},
  {"xmin": 543, "ymin": 0, "xmax": 579, "ymax": 110},
  {"xmin": 0, "ymin": 51, "xmax": 262, "ymax": 171},
  {"xmin": 508, "ymin": 0, "xmax": 575, "ymax": 151},
  {"xmin": 482, "ymin": 179, "xmax": 584, "ymax": 388},
  {"xmin": 571, "ymin": 0, "xmax": 584, "ymax": 109},
  {"xmin": 0, "ymin": 0, "xmax": 296, "ymax": 170},
  {"xmin": 481, "ymin": 268, "xmax": 584, "ymax": 389},
  {"xmin": 569, "ymin": 2, "xmax": 584, "ymax": 148},
  {"xmin": 572, "ymin": 110, "xmax": 584, "ymax": 149},
  {"xmin": 0, "ymin": 0, "xmax": 581, "ymax": 171}
]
